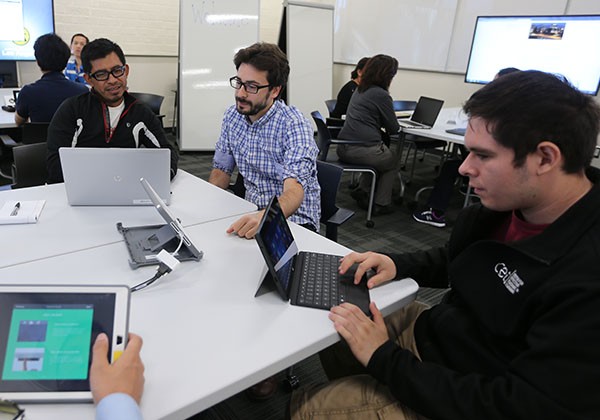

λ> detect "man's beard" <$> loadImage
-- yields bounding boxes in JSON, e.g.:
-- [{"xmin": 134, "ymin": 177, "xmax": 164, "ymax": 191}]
[{"xmin": 235, "ymin": 97, "xmax": 268, "ymax": 116}]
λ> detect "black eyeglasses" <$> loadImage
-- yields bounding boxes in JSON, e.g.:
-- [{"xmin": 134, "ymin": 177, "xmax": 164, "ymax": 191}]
[
  {"xmin": 0, "ymin": 399, "xmax": 24, "ymax": 420},
  {"xmin": 89, "ymin": 65, "xmax": 126, "ymax": 81},
  {"xmin": 229, "ymin": 77, "xmax": 270, "ymax": 94}
]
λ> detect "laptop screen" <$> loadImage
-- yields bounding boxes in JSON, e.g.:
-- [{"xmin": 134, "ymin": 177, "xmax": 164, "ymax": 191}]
[
  {"xmin": 256, "ymin": 196, "xmax": 299, "ymax": 297},
  {"xmin": 411, "ymin": 96, "xmax": 444, "ymax": 126}
]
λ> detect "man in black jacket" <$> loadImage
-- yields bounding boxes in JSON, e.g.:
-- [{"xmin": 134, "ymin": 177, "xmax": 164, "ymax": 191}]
[
  {"xmin": 291, "ymin": 70, "xmax": 600, "ymax": 419},
  {"xmin": 47, "ymin": 38, "xmax": 178, "ymax": 183}
]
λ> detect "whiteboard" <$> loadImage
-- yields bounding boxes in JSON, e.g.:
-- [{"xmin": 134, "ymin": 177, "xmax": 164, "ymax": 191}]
[
  {"xmin": 179, "ymin": 0, "xmax": 259, "ymax": 151},
  {"xmin": 333, "ymin": 0, "xmax": 458, "ymax": 72},
  {"xmin": 445, "ymin": 0, "xmax": 568, "ymax": 72},
  {"xmin": 286, "ymin": 1, "xmax": 333, "ymax": 121}
]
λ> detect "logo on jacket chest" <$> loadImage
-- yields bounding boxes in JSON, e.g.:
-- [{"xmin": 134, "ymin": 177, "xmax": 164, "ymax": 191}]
[{"xmin": 494, "ymin": 263, "xmax": 524, "ymax": 294}]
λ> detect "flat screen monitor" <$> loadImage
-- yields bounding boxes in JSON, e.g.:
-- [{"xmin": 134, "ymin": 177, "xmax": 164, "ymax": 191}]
[
  {"xmin": 0, "ymin": 0, "xmax": 55, "ymax": 61},
  {"xmin": 464, "ymin": 15, "xmax": 600, "ymax": 95}
]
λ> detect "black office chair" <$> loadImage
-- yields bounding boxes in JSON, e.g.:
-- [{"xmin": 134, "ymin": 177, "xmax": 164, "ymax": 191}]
[
  {"xmin": 311, "ymin": 110, "xmax": 377, "ymax": 228},
  {"xmin": 316, "ymin": 160, "xmax": 354, "ymax": 242},
  {"xmin": 129, "ymin": 92, "xmax": 166, "ymax": 127},
  {"xmin": 11, "ymin": 142, "xmax": 47, "ymax": 189},
  {"xmin": 325, "ymin": 99, "xmax": 337, "ymax": 116}
]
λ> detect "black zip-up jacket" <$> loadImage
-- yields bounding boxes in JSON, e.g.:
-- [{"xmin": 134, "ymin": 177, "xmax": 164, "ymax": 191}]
[
  {"xmin": 47, "ymin": 91, "xmax": 178, "ymax": 183},
  {"xmin": 368, "ymin": 167, "xmax": 600, "ymax": 419}
]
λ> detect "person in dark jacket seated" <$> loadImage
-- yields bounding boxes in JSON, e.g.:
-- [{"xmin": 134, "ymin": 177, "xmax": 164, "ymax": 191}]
[
  {"xmin": 46, "ymin": 38, "xmax": 178, "ymax": 183},
  {"xmin": 330, "ymin": 56, "xmax": 369, "ymax": 119},
  {"xmin": 15, "ymin": 33, "xmax": 88, "ymax": 126},
  {"xmin": 290, "ymin": 70, "xmax": 600, "ymax": 420}
]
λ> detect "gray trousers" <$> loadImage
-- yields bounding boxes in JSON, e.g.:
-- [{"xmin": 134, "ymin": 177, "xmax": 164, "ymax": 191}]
[{"xmin": 337, "ymin": 142, "xmax": 397, "ymax": 206}]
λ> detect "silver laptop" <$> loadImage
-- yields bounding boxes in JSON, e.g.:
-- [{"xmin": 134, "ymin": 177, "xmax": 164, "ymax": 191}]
[
  {"xmin": 398, "ymin": 96, "xmax": 444, "ymax": 129},
  {"xmin": 60, "ymin": 148, "xmax": 171, "ymax": 206}
]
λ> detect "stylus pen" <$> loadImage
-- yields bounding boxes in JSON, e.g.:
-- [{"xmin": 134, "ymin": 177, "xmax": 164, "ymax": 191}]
[{"xmin": 10, "ymin": 202, "xmax": 20, "ymax": 216}]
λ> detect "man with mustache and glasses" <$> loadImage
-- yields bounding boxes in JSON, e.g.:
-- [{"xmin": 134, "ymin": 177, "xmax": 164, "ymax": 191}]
[
  {"xmin": 209, "ymin": 42, "xmax": 320, "ymax": 240},
  {"xmin": 46, "ymin": 38, "xmax": 178, "ymax": 184}
]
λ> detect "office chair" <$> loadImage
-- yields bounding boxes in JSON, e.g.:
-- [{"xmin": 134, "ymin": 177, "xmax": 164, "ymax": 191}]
[
  {"xmin": 129, "ymin": 92, "xmax": 166, "ymax": 127},
  {"xmin": 0, "ymin": 122, "xmax": 50, "ymax": 181},
  {"xmin": 311, "ymin": 110, "xmax": 377, "ymax": 228},
  {"xmin": 11, "ymin": 142, "xmax": 47, "ymax": 189},
  {"xmin": 324, "ymin": 99, "xmax": 337, "ymax": 116},
  {"xmin": 316, "ymin": 160, "xmax": 354, "ymax": 242}
]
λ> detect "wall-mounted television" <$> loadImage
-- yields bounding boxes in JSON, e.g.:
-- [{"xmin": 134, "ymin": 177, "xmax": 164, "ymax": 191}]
[
  {"xmin": 0, "ymin": 0, "xmax": 55, "ymax": 61},
  {"xmin": 465, "ymin": 15, "xmax": 600, "ymax": 95}
]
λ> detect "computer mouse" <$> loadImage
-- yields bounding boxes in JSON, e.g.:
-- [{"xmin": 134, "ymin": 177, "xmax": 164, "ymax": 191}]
[{"xmin": 1, "ymin": 105, "xmax": 15, "ymax": 113}]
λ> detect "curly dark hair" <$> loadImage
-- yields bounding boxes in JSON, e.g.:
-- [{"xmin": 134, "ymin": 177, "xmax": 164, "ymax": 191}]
[{"xmin": 233, "ymin": 42, "xmax": 289, "ymax": 90}]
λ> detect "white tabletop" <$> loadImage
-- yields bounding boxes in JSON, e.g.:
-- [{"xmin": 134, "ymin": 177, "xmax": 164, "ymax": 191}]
[
  {"xmin": 401, "ymin": 107, "xmax": 466, "ymax": 145},
  {"xmin": 0, "ymin": 170, "xmax": 257, "ymax": 269},
  {"xmin": 0, "ymin": 87, "xmax": 18, "ymax": 129},
  {"xmin": 5, "ymin": 216, "xmax": 418, "ymax": 420}
]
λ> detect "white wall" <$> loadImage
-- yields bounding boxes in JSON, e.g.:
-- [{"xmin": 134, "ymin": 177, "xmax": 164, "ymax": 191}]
[{"xmin": 15, "ymin": 0, "xmax": 599, "ymax": 130}]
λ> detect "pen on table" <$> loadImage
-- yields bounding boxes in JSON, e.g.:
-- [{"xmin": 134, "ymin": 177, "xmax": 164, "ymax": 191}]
[{"xmin": 10, "ymin": 202, "xmax": 20, "ymax": 216}]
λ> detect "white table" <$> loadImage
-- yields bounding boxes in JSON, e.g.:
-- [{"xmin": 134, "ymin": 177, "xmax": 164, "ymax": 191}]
[
  {"xmin": 0, "ymin": 170, "xmax": 257, "ymax": 268},
  {"xmin": 0, "ymin": 87, "xmax": 17, "ymax": 129},
  {"xmin": 401, "ymin": 107, "xmax": 466, "ymax": 145},
  {"xmin": 3, "ymin": 215, "xmax": 418, "ymax": 420}
]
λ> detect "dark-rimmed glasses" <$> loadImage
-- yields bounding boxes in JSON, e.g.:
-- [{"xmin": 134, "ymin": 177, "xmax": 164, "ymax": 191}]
[
  {"xmin": 0, "ymin": 399, "xmax": 24, "ymax": 420},
  {"xmin": 89, "ymin": 65, "xmax": 126, "ymax": 81},
  {"xmin": 229, "ymin": 77, "xmax": 270, "ymax": 94}
]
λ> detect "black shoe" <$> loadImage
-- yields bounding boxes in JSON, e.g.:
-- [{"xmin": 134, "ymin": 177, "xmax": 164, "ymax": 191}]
[
  {"xmin": 374, "ymin": 204, "xmax": 394, "ymax": 215},
  {"xmin": 350, "ymin": 188, "xmax": 369, "ymax": 202}
]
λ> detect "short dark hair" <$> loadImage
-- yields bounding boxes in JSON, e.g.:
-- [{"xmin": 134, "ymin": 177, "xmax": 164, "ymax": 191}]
[
  {"xmin": 233, "ymin": 42, "xmax": 289, "ymax": 90},
  {"xmin": 358, "ymin": 54, "xmax": 398, "ymax": 93},
  {"xmin": 34, "ymin": 33, "xmax": 70, "ymax": 72},
  {"xmin": 464, "ymin": 70, "xmax": 600, "ymax": 173},
  {"xmin": 70, "ymin": 33, "xmax": 89, "ymax": 45},
  {"xmin": 351, "ymin": 57, "xmax": 370, "ymax": 79},
  {"xmin": 81, "ymin": 38, "xmax": 126, "ymax": 74}
]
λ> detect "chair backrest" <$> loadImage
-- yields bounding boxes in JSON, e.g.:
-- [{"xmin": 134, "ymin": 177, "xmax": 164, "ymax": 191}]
[
  {"xmin": 311, "ymin": 111, "xmax": 332, "ymax": 161},
  {"xmin": 128, "ymin": 92, "xmax": 164, "ymax": 115},
  {"xmin": 316, "ymin": 160, "xmax": 343, "ymax": 223},
  {"xmin": 393, "ymin": 100, "xmax": 417, "ymax": 112},
  {"xmin": 12, "ymin": 142, "xmax": 47, "ymax": 188},
  {"xmin": 324, "ymin": 99, "xmax": 337, "ymax": 116},
  {"xmin": 22, "ymin": 122, "xmax": 50, "ymax": 144}
]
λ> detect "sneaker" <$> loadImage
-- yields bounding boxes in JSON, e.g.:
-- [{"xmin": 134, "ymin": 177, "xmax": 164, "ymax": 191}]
[{"xmin": 413, "ymin": 209, "xmax": 446, "ymax": 228}]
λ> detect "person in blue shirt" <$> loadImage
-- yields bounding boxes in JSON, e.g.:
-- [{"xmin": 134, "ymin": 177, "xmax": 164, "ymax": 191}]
[
  {"xmin": 15, "ymin": 33, "xmax": 88, "ymax": 126},
  {"xmin": 64, "ymin": 33, "xmax": 89, "ymax": 85},
  {"xmin": 209, "ymin": 42, "xmax": 321, "ymax": 239},
  {"xmin": 90, "ymin": 332, "xmax": 145, "ymax": 420}
]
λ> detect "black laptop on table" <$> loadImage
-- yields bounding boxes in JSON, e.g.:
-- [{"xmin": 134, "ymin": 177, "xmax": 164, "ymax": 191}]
[
  {"xmin": 255, "ymin": 196, "xmax": 371, "ymax": 315},
  {"xmin": 398, "ymin": 96, "xmax": 444, "ymax": 129}
]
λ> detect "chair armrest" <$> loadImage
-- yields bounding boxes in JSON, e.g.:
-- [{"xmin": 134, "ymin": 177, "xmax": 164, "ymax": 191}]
[
  {"xmin": 0, "ymin": 134, "xmax": 21, "ymax": 148},
  {"xmin": 326, "ymin": 208, "xmax": 354, "ymax": 226},
  {"xmin": 330, "ymin": 138, "xmax": 380, "ymax": 146}
]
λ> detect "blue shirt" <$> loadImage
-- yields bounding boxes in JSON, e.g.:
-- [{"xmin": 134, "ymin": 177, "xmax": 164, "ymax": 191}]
[
  {"xmin": 64, "ymin": 56, "xmax": 88, "ymax": 85},
  {"xmin": 16, "ymin": 71, "xmax": 88, "ymax": 122},
  {"xmin": 213, "ymin": 100, "xmax": 321, "ymax": 229},
  {"xmin": 96, "ymin": 393, "xmax": 142, "ymax": 420}
]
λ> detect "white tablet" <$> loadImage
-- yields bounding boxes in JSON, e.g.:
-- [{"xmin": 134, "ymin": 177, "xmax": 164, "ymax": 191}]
[{"xmin": 0, "ymin": 285, "xmax": 130, "ymax": 403}]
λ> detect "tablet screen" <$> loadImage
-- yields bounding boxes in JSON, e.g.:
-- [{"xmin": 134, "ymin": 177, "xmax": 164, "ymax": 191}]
[{"xmin": 0, "ymin": 286, "xmax": 129, "ymax": 401}]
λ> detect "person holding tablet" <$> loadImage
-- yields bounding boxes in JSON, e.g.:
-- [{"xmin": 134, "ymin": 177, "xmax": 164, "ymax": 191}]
[
  {"xmin": 91, "ymin": 333, "xmax": 145, "ymax": 420},
  {"xmin": 290, "ymin": 71, "xmax": 600, "ymax": 419}
]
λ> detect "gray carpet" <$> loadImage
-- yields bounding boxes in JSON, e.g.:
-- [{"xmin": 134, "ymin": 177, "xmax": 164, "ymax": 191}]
[{"xmin": 177, "ymin": 143, "xmax": 462, "ymax": 420}]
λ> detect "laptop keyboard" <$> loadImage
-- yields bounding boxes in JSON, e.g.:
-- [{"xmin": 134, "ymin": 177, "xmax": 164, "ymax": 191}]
[{"xmin": 297, "ymin": 252, "xmax": 344, "ymax": 309}]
